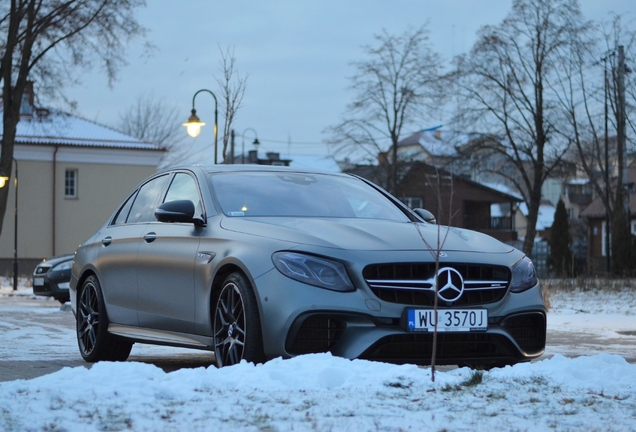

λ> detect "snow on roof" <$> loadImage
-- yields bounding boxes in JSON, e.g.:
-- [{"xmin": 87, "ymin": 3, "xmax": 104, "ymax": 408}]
[
  {"xmin": 398, "ymin": 128, "xmax": 497, "ymax": 159},
  {"xmin": 1, "ymin": 109, "xmax": 163, "ymax": 151},
  {"xmin": 416, "ymin": 129, "xmax": 464, "ymax": 157},
  {"xmin": 482, "ymin": 182, "xmax": 524, "ymax": 200}
]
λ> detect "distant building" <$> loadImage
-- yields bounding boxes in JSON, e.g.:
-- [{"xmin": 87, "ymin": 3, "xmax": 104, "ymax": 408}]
[
  {"xmin": 232, "ymin": 150, "xmax": 292, "ymax": 166},
  {"xmin": 0, "ymin": 83, "xmax": 165, "ymax": 275},
  {"xmin": 345, "ymin": 161, "xmax": 522, "ymax": 243},
  {"xmin": 581, "ymin": 159, "xmax": 636, "ymax": 274}
]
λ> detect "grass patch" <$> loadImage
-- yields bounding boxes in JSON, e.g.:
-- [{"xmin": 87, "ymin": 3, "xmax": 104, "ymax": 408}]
[
  {"xmin": 542, "ymin": 277, "xmax": 636, "ymax": 293},
  {"xmin": 460, "ymin": 370, "xmax": 484, "ymax": 387}
]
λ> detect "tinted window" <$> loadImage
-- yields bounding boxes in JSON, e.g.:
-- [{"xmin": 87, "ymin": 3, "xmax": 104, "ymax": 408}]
[
  {"xmin": 164, "ymin": 173, "xmax": 201, "ymax": 208},
  {"xmin": 127, "ymin": 175, "xmax": 170, "ymax": 223},
  {"xmin": 209, "ymin": 172, "xmax": 409, "ymax": 221}
]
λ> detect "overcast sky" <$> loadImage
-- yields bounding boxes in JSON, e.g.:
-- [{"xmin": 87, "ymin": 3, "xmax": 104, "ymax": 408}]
[{"xmin": 62, "ymin": 0, "xmax": 636, "ymax": 165}]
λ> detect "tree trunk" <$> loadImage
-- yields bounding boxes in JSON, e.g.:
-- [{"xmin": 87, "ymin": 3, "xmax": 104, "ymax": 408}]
[{"xmin": 522, "ymin": 183, "xmax": 542, "ymax": 257}]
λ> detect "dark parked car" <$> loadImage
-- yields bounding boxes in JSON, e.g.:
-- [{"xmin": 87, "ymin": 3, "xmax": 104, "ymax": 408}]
[
  {"xmin": 33, "ymin": 254, "xmax": 74, "ymax": 303},
  {"xmin": 70, "ymin": 165, "xmax": 546, "ymax": 368}
]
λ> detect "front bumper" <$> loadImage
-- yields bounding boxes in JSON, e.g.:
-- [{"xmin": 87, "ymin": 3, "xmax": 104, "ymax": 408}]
[
  {"xmin": 32, "ymin": 271, "xmax": 71, "ymax": 302},
  {"xmin": 254, "ymin": 268, "xmax": 546, "ymax": 367}
]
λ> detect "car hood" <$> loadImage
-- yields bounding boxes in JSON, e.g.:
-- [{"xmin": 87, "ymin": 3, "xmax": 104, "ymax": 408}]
[
  {"xmin": 220, "ymin": 217, "xmax": 514, "ymax": 254},
  {"xmin": 37, "ymin": 253, "xmax": 74, "ymax": 267}
]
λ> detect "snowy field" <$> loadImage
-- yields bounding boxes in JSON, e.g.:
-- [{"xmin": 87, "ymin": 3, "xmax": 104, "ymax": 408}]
[{"xmin": 1, "ymin": 281, "xmax": 636, "ymax": 431}]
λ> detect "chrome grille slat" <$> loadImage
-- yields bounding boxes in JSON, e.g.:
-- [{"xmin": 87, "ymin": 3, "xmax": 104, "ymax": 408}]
[{"xmin": 363, "ymin": 262, "xmax": 510, "ymax": 306}]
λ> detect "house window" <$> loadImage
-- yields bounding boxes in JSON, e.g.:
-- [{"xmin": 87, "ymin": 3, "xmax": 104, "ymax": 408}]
[
  {"xmin": 400, "ymin": 197, "xmax": 423, "ymax": 209},
  {"xmin": 65, "ymin": 169, "xmax": 78, "ymax": 198}
]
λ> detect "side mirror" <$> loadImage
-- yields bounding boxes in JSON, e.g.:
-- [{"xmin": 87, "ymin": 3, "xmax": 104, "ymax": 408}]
[
  {"xmin": 155, "ymin": 200, "xmax": 195, "ymax": 223},
  {"xmin": 414, "ymin": 208, "xmax": 436, "ymax": 224}
]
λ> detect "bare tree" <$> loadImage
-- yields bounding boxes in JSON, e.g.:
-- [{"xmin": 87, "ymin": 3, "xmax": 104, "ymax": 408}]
[
  {"xmin": 0, "ymin": 0, "xmax": 147, "ymax": 237},
  {"xmin": 413, "ymin": 168, "xmax": 455, "ymax": 382},
  {"xmin": 326, "ymin": 25, "xmax": 443, "ymax": 194},
  {"xmin": 215, "ymin": 45, "xmax": 247, "ymax": 163},
  {"xmin": 551, "ymin": 13, "xmax": 636, "ymax": 273},
  {"xmin": 453, "ymin": 0, "xmax": 586, "ymax": 256},
  {"xmin": 116, "ymin": 92, "xmax": 185, "ymax": 167}
]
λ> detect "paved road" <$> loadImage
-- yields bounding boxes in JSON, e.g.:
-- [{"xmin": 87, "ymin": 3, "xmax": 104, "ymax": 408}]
[
  {"xmin": 0, "ymin": 293, "xmax": 216, "ymax": 382},
  {"xmin": 1, "ymin": 292, "xmax": 635, "ymax": 382}
]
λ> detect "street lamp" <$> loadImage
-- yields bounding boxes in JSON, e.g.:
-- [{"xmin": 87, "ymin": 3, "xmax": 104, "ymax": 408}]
[
  {"xmin": 241, "ymin": 128, "xmax": 260, "ymax": 164},
  {"xmin": 0, "ymin": 159, "xmax": 18, "ymax": 291},
  {"xmin": 183, "ymin": 89, "xmax": 219, "ymax": 164}
]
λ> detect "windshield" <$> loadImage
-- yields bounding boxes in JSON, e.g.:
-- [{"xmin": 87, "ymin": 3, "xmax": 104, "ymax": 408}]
[{"xmin": 209, "ymin": 171, "xmax": 410, "ymax": 221}]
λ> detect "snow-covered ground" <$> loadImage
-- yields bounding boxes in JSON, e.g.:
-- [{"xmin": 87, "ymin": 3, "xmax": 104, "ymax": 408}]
[{"xmin": 1, "ymin": 281, "xmax": 635, "ymax": 431}]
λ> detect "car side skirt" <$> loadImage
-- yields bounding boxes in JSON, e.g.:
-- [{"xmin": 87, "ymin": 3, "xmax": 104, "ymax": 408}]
[{"xmin": 108, "ymin": 324, "xmax": 214, "ymax": 351}]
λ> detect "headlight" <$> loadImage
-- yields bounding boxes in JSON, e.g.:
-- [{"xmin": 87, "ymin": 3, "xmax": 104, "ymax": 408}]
[
  {"xmin": 509, "ymin": 256, "xmax": 538, "ymax": 293},
  {"xmin": 272, "ymin": 252, "xmax": 354, "ymax": 292},
  {"xmin": 52, "ymin": 261, "xmax": 72, "ymax": 272}
]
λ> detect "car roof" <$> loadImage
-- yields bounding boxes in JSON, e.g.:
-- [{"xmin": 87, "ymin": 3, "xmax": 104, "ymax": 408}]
[{"xmin": 161, "ymin": 164, "xmax": 352, "ymax": 178}]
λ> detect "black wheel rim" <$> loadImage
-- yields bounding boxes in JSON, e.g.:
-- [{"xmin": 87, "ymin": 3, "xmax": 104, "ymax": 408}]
[
  {"xmin": 78, "ymin": 281, "xmax": 100, "ymax": 355},
  {"xmin": 214, "ymin": 282, "xmax": 246, "ymax": 366}
]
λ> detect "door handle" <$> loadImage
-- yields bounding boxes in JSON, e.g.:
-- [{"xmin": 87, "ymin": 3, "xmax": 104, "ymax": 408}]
[
  {"xmin": 143, "ymin": 232, "xmax": 157, "ymax": 243},
  {"xmin": 101, "ymin": 236, "xmax": 112, "ymax": 246}
]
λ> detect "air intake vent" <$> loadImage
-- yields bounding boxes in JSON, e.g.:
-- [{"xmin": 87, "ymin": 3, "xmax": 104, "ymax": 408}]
[
  {"xmin": 287, "ymin": 314, "xmax": 346, "ymax": 355},
  {"xmin": 502, "ymin": 312, "xmax": 546, "ymax": 354}
]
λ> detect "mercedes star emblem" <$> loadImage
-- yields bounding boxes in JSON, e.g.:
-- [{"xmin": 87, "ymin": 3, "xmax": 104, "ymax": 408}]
[{"xmin": 436, "ymin": 267, "xmax": 464, "ymax": 302}]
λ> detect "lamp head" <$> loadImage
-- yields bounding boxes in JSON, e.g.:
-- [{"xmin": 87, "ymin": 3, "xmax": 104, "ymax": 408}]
[
  {"xmin": 253, "ymin": 138, "xmax": 260, "ymax": 146},
  {"xmin": 183, "ymin": 109, "xmax": 206, "ymax": 138},
  {"xmin": 0, "ymin": 176, "xmax": 8, "ymax": 188}
]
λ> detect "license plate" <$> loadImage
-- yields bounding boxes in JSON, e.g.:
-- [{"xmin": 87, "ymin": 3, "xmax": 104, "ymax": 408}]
[
  {"xmin": 406, "ymin": 309, "xmax": 487, "ymax": 332},
  {"xmin": 33, "ymin": 277, "xmax": 44, "ymax": 286}
]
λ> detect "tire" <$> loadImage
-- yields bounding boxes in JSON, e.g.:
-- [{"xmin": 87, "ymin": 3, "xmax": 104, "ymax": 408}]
[
  {"xmin": 77, "ymin": 275, "xmax": 133, "ymax": 362},
  {"xmin": 213, "ymin": 272, "xmax": 264, "ymax": 367}
]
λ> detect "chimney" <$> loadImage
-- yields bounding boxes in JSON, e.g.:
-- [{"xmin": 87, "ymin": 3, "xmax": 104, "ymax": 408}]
[
  {"xmin": 434, "ymin": 129, "xmax": 442, "ymax": 140},
  {"xmin": 378, "ymin": 152, "xmax": 388, "ymax": 166}
]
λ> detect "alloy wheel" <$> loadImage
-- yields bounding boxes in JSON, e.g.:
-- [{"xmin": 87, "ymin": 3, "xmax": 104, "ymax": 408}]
[
  {"xmin": 78, "ymin": 280, "xmax": 100, "ymax": 355},
  {"xmin": 214, "ymin": 282, "xmax": 247, "ymax": 366}
]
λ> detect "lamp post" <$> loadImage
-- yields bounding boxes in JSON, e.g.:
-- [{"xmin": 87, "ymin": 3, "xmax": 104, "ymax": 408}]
[
  {"xmin": 0, "ymin": 159, "xmax": 18, "ymax": 291},
  {"xmin": 241, "ymin": 128, "xmax": 260, "ymax": 164},
  {"xmin": 183, "ymin": 89, "xmax": 219, "ymax": 164}
]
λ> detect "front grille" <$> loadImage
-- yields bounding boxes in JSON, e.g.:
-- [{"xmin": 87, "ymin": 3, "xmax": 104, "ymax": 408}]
[
  {"xmin": 502, "ymin": 312, "xmax": 546, "ymax": 354},
  {"xmin": 287, "ymin": 314, "xmax": 346, "ymax": 355},
  {"xmin": 359, "ymin": 332, "xmax": 519, "ymax": 365},
  {"xmin": 363, "ymin": 262, "xmax": 510, "ymax": 306}
]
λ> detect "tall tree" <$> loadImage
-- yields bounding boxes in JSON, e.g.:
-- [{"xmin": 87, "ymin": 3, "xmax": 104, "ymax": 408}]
[
  {"xmin": 0, "ymin": 0, "xmax": 146, "ymax": 237},
  {"xmin": 116, "ymin": 92, "xmax": 184, "ymax": 168},
  {"xmin": 547, "ymin": 198, "xmax": 573, "ymax": 276},
  {"xmin": 327, "ymin": 25, "xmax": 443, "ymax": 194},
  {"xmin": 453, "ymin": 0, "xmax": 586, "ymax": 256},
  {"xmin": 216, "ymin": 45, "xmax": 247, "ymax": 163},
  {"xmin": 550, "ymin": 14, "xmax": 636, "ymax": 273}
]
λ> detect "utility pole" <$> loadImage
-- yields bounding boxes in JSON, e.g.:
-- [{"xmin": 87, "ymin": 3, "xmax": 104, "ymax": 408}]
[
  {"xmin": 617, "ymin": 45, "xmax": 627, "ymax": 206},
  {"xmin": 230, "ymin": 129, "xmax": 235, "ymax": 164},
  {"xmin": 604, "ymin": 54, "xmax": 611, "ymax": 272}
]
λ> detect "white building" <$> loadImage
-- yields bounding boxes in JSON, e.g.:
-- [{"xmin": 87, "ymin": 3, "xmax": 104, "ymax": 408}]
[{"xmin": 0, "ymin": 95, "xmax": 164, "ymax": 276}]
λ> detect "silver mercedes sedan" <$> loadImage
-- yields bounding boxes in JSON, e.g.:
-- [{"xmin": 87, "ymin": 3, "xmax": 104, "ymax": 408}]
[{"xmin": 69, "ymin": 165, "xmax": 546, "ymax": 368}]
